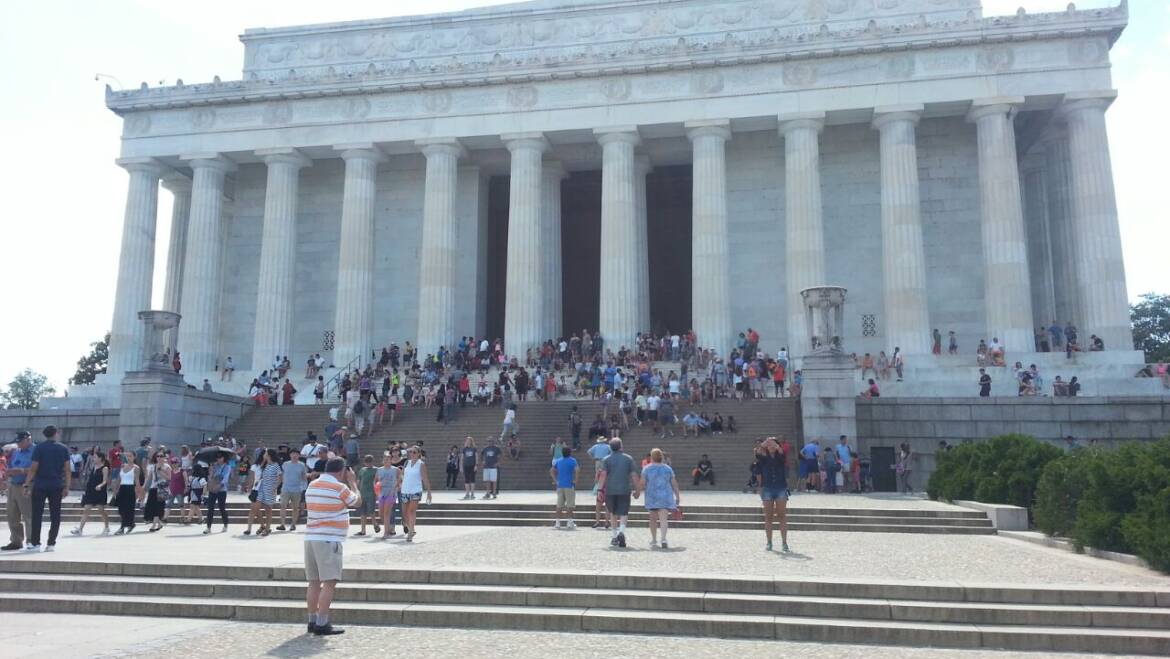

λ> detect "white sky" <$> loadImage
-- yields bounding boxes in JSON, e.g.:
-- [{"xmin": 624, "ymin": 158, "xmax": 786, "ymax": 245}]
[{"xmin": 0, "ymin": 0, "xmax": 1164, "ymax": 391}]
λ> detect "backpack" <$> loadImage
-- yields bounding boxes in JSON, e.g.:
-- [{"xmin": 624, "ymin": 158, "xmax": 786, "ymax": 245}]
[{"xmin": 354, "ymin": 400, "xmax": 365, "ymax": 415}]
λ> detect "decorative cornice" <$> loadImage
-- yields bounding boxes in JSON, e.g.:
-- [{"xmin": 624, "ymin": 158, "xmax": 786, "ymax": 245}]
[{"xmin": 105, "ymin": 2, "xmax": 1126, "ymax": 115}]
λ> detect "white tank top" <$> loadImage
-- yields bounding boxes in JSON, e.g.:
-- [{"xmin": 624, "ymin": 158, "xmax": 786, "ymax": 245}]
[
  {"xmin": 120, "ymin": 466, "xmax": 137, "ymax": 485},
  {"xmin": 401, "ymin": 459, "xmax": 424, "ymax": 494}
]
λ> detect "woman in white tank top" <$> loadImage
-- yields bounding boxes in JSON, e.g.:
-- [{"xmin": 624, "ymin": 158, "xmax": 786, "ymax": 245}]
[
  {"xmin": 114, "ymin": 462, "xmax": 140, "ymax": 534},
  {"xmin": 399, "ymin": 447, "xmax": 432, "ymax": 543}
]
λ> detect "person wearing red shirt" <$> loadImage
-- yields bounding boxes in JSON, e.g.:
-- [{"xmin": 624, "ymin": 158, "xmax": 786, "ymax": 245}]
[{"xmin": 107, "ymin": 441, "xmax": 123, "ymax": 470}]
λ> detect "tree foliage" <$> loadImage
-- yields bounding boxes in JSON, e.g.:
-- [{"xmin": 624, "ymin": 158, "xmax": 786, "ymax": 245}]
[
  {"xmin": 0, "ymin": 369, "xmax": 56, "ymax": 410},
  {"xmin": 1131, "ymin": 292, "xmax": 1170, "ymax": 363},
  {"xmin": 69, "ymin": 332, "xmax": 110, "ymax": 386}
]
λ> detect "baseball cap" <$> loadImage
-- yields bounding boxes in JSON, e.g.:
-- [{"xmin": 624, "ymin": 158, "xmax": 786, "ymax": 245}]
[{"xmin": 15, "ymin": 431, "xmax": 30, "ymax": 440}]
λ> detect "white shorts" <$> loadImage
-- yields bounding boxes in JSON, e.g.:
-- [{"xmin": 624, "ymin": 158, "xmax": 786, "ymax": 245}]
[{"xmin": 483, "ymin": 468, "xmax": 499, "ymax": 482}]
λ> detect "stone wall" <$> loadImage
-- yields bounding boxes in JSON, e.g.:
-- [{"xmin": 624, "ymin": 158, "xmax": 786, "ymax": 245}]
[
  {"xmin": 0, "ymin": 409, "xmax": 121, "ymax": 448},
  {"xmin": 856, "ymin": 397, "xmax": 1170, "ymax": 479}
]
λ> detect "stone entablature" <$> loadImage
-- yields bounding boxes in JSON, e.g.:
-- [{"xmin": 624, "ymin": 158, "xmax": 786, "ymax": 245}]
[{"xmin": 106, "ymin": 1, "xmax": 1124, "ymax": 158}]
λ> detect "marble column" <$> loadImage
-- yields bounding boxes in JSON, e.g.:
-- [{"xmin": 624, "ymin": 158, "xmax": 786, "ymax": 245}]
[
  {"xmin": 780, "ymin": 113, "xmax": 827, "ymax": 359},
  {"xmin": 1061, "ymin": 90, "xmax": 1132, "ymax": 351},
  {"xmin": 502, "ymin": 133, "xmax": 547, "ymax": 356},
  {"xmin": 251, "ymin": 148, "xmax": 310, "ymax": 370},
  {"xmin": 178, "ymin": 155, "xmax": 234, "ymax": 374},
  {"xmin": 686, "ymin": 120, "xmax": 733, "ymax": 355},
  {"xmin": 1022, "ymin": 165, "xmax": 1057, "ymax": 328},
  {"xmin": 541, "ymin": 160, "xmax": 567, "ymax": 341},
  {"xmin": 634, "ymin": 156, "xmax": 652, "ymax": 333},
  {"xmin": 415, "ymin": 138, "xmax": 464, "ymax": 358},
  {"xmin": 968, "ymin": 98, "xmax": 1034, "ymax": 353},
  {"xmin": 160, "ymin": 174, "xmax": 191, "ymax": 317},
  {"xmin": 872, "ymin": 107, "xmax": 931, "ymax": 355},
  {"xmin": 594, "ymin": 126, "xmax": 641, "ymax": 353},
  {"xmin": 107, "ymin": 157, "xmax": 164, "ymax": 380},
  {"xmin": 1042, "ymin": 130, "xmax": 1080, "ymax": 327},
  {"xmin": 332, "ymin": 145, "xmax": 384, "ymax": 369}
]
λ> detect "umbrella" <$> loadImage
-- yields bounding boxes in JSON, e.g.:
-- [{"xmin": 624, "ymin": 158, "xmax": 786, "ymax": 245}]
[{"xmin": 195, "ymin": 446, "xmax": 235, "ymax": 462}]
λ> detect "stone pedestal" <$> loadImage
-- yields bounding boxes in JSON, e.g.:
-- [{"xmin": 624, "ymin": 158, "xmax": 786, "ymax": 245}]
[{"xmin": 797, "ymin": 286, "xmax": 857, "ymax": 442}]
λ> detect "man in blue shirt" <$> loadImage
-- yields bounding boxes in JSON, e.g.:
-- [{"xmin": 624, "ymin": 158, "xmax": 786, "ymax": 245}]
[
  {"xmin": 587, "ymin": 436, "xmax": 612, "ymax": 493},
  {"xmin": 2, "ymin": 432, "xmax": 34, "ymax": 551},
  {"xmin": 24, "ymin": 425, "xmax": 71, "ymax": 551},
  {"xmin": 549, "ymin": 446, "xmax": 579, "ymax": 529},
  {"xmin": 836, "ymin": 436, "xmax": 853, "ymax": 492}
]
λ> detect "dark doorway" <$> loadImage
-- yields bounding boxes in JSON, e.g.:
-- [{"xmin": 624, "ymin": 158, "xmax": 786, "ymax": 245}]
[
  {"xmin": 560, "ymin": 171, "xmax": 602, "ymax": 334},
  {"xmin": 647, "ymin": 165, "xmax": 692, "ymax": 335},
  {"xmin": 485, "ymin": 165, "xmax": 693, "ymax": 342},
  {"xmin": 870, "ymin": 446, "xmax": 897, "ymax": 492}
]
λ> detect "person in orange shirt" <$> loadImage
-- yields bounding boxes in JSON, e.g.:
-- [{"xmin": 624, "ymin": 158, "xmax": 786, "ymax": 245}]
[
  {"xmin": 303, "ymin": 458, "xmax": 360, "ymax": 636},
  {"xmin": 772, "ymin": 362, "xmax": 786, "ymax": 398}
]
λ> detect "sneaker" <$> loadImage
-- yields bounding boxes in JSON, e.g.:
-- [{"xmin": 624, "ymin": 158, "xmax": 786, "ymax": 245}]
[
  {"xmin": 24, "ymin": 544, "xmax": 40, "ymax": 552},
  {"xmin": 374, "ymin": 525, "xmax": 381, "ymax": 534},
  {"xmin": 661, "ymin": 541, "xmax": 668, "ymax": 549},
  {"xmin": 312, "ymin": 623, "xmax": 345, "ymax": 636},
  {"xmin": 275, "ymin": 525, "xmax": 286, "ymax": 531},
  {"xmin": 553, "ymin": 521, "xmax": 562, "ymax": 529},
  {"xmin": 765, "ymin": 542, "xmax": 773, "ymax": 551},
  {"xmin": 610, "ymin": 535, "xmax": 619, "ymax": 547},
  {"xmin": 101, "ymin": 528, "xmax": 110, "ymax": 535},
  {"xmin": 406, "ymin": 531, "xmax": 416, "ymax": 543},
  {"xmin": 307, "ymin": 622, "xmax": 316, "ymax": 634},
  {"xmin": 43, "ymin": 545, "xmax": 54, "ymax": 553},
  {"xmin": 782, "ymin": 543, "xmax": 791, "ymax": 553},
  {"xmin": 70, "ymin": 528, "xmax": 82, "ymax": 536},
  {"xmin": 0, "ymin": 543, "xmax": 21, "ymax": 551},
  {"xmin": 202, "ymin": 529, "xmax": 211, "ymax": 535},
  {"xmin": 617, "ymin": 533, "xmax": 626, "ymax": 548},
  {"xmin": 566, "ymin": 520, "xmax": 577, "ymax": 529},
  {"xmin": 290, "ymin": 525, "xmax": 296, "ymax": 531},
  {"xmin": 113, "ymin": 528, "xmax": 125, "ymax": 536},
  {"xmin": 649, "ymin": 539, "xmax": 657, "ymax": 549}
]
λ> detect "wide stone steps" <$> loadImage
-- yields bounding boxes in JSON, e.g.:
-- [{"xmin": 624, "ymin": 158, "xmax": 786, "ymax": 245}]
[
  {"xmin": 0, "ymin": 501, "xmax": 994, "ymax": 533},
  {"xmin": 227, "ymin": 399, "xmax": 801, "ymax": 491},
  {"xmin": 0, "ymin": 561, "xmax": 1166, "ymax": 653}
]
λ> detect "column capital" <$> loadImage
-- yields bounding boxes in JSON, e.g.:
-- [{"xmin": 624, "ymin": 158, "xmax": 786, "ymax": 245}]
[
  {"xmin": 334, "ymin": 143, "xmax": 387, "ymax": 163},
  {"xmin": 634, "ymin": 155, "xmax": 653, "ymax": 176},
  {"xmin": 871, "ymin": 104, "xmax": 924, "ymax": 130},
  {"xmin": 115, "ymin": 156, "xmax": 165, "ymax": 177},
  {"xmin": 256, "ymin": 147, "xmax": 311, "ymax": 169},
  {"xmin": 416, "ymin": 137, "xmax": 466, "ymax": 159},
  {"xmin": 685, "ymin": 119, "xmax": 731, "ymax": 142},
  {"xmin": 778, "ymin": 112, "xmax": 826, "ymax": 135},
  {"xmin": 160, "ymin": 172, "xmax": 192, "ymax": 194},
  {"xmin": 593, "ymin": 126, "xmax": 641, "ymax": 147},
  {"xmin": 542, "ymin": 160, "xmax": 568, "ymax": 179},
  {"xmin": 501, "ymin": 132, "xmax": 550, "ymax": 153},
  {"xmin": 1060, "ymin": 89, "xmax": 1118, "ymax": 115},
  {"xmin": 966, "ymin": 97, "xmax": 1025, "ymax": 123},
  {"xmin": 180, "ymin": 154, "xmax": 237, "ymax": 173}
]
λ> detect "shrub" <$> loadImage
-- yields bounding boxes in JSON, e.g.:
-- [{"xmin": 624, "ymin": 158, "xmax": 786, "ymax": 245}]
[
  {"xmin": 1034, "ymin": 438, "xmax": 1170, "ymax": 572},
  {"xmin": 927, "ymin": 434, "xmax": 1062, "ymax": 509}
]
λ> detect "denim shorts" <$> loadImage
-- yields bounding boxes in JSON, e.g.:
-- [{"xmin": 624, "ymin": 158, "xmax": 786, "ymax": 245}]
[{"xmin": 760, "ymin": 488, "xmax": 790, "ymax": 502}]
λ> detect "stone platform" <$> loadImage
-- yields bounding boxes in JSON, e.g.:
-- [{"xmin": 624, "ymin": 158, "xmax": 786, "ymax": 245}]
[{"xmin": 0, "ymin": 495, "xmax": 1167, "ymax": 655}]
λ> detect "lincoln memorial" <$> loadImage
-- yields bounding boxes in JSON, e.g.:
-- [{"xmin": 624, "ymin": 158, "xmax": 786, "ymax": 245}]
[{"xmin": 91, "ymin": 0, "xmax": 1140, "ymax": 399}]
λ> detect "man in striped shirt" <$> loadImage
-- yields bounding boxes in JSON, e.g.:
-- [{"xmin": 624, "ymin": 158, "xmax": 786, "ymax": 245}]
[{"xmin": 304, "ymin": 458, "xmax": 360, "ymax": 636}]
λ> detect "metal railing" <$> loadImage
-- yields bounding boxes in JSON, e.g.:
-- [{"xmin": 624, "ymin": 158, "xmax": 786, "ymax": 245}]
[{"xmin": 324, "ymin": 353, "xmax": 363, "ymax": 402}]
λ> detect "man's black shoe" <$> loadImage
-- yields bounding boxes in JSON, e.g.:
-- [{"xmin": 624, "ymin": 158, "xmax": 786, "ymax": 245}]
[
  {"xmin": 307, "ymin": 622, "xmax": 316, "ymax": 634},
  {"xmin": 0, "ymin": 543, "xmax": 21, "ymax": 551},
  {"xmin": 313, "ymin": 623, "xmax": 345, "ymax": 636}
]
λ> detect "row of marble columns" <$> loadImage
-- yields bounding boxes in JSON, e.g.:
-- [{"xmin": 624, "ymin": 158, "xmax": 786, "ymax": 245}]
[{"xmin": 104, "ymin": 92, "xmax": 1132, "ymax": 383}]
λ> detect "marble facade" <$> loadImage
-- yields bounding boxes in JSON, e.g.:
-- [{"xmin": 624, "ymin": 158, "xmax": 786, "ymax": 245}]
[{"xmin": 96, "ymin": 0, "xmax": 1136, "ymax": 390}]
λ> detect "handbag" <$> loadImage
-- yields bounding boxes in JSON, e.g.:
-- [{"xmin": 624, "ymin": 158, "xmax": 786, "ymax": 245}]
[{"xmin": 670, "ymin": 507, "xmax": 684, "ymax": 521}]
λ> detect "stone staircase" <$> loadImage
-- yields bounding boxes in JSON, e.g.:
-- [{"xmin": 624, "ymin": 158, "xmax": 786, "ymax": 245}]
[
  {"xmin": 0, "ymin": 499, "xmax": 995, "ymax": 534},
  {"xmin": 0, "ymin": 559, "xmax": 1166, "ymax": 653},
  {"xmin": 226, "ymin": 399, "xmax": 802, "ymax": 492}
]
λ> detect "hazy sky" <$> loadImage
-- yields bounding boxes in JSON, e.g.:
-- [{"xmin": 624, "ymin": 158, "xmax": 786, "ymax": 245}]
[{"xmin": 0, "ymin": 0, "xmax": 1163, "ymax": 392}]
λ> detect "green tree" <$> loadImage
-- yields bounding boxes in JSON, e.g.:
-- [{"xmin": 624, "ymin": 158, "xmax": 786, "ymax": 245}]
[
  {"xmin": 69, "ymin": 332, "xmax": 110, "ymax": 386},
  {"xmin": 1, "ymin": 369, "xmax": 56, "ymax": 410},
  {"xmin": 1131, "ymin": 293, "xmax": 1170, "ymax": 363}
]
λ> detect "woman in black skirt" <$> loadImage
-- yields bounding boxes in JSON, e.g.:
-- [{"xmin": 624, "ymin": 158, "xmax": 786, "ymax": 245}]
[
  {"xmin": 71, "ymin": 453, "xmax": 111, "ymax": 536},
  {"xmin": 114, "ymin": 459, "xmax": 141, "ymax": 535},
  {"xmin": 144, "ymin": 450, "xmax": 172, "ymax": 532}
]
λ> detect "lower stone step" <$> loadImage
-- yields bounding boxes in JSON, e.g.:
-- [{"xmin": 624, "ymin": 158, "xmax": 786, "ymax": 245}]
[{"xmin": 1, "ymin": 591, "xmax": 1166, "ymax": 654}]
